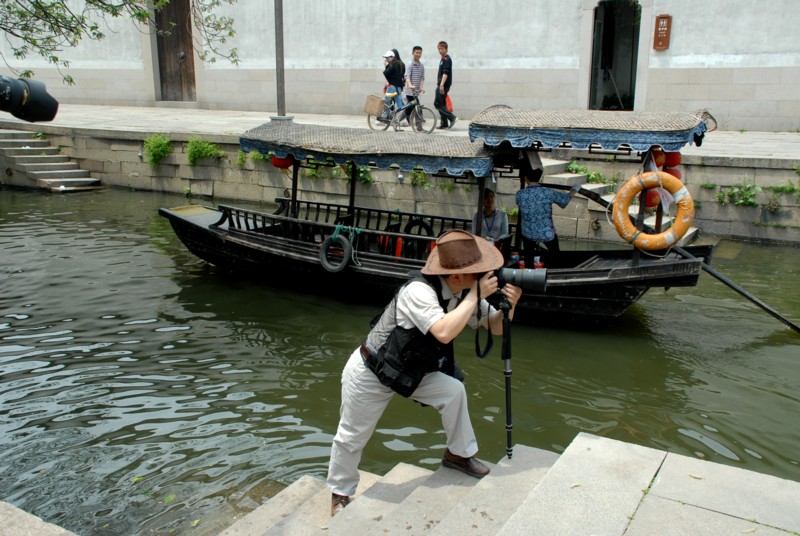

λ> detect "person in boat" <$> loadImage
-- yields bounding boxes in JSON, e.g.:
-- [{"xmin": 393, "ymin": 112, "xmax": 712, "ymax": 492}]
[
  {"xmin": 327, "ymin": 230, "xmax": 523, "ymax": 517},
  {"xmin": 516, "ymin": 165, "xmax": 580, "ymax": 265},
  {"xmin": 472, "ymin": 188, "xmax": 509, "ymax": 243}
]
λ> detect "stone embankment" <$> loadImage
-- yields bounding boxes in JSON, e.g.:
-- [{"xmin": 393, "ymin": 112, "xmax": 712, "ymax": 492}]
[{"xmin": 1, "ymin": 105, "xmax": 799, "ymax": 245}]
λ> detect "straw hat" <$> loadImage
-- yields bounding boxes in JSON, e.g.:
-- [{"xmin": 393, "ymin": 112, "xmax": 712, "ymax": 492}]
[{"xmin": 421, "ymin": 230, "xmax": 503, "ymax": 275}]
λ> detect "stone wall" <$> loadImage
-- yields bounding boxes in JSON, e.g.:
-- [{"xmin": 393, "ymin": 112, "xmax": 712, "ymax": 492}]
[
  {"xmin": 8, "ymin": 128, "xmax": 798, "ymax": 245},
  {"xmin": 45, "ymin": 130, "xmax": 482, "ymax": 221}
]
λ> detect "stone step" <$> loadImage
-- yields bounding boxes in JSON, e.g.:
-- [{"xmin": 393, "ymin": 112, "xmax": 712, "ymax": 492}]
[
  {"xmin": 0, "ymin": 146, "xmax": 61, "ymax": 156},
  {"xmin": 217, "ymin": 475, "xmax": 326, "ymax": 536},
  {"xmin": 0, "ymin": 502, "xmax": 78, "ymax": 536},
  {"xmin": 0, "ymin": 138, "xmax": 49, "ymax": 148},
  {"xmin": 6, "ymin": 154, "xmax": 71, "ymax": 164},
  {"xmin": 327, "ymin": 462, "xmax": 433, "ymax": 535},
  {"xmin": 19, "ymin": 161, "xmax": 80, "ymax": 172},
  {"xmin": 30, "ymin": 168, "xmax": 90, "ymax": 179},
  {"xmin": 263, "ymin": 471, "xmax": 381, "ymax": 536},
  {"xmin": 431, "ymin": 445, "xmax": 560, "ymax": 535},
  {"xmin": 497, "ymin": 433, "xmax": 666, "ymax": 536},
  {"xmin": 593, "ymin": 193, "xmax": 617, "ymax": 211},
  {"xmin": 544, "ymin": 172, "xmax": 587, "ymax": 186},
  {"xmin": 363, "ymin": 462, "xmax": 493, "ymax": 535},
  {"xmin": 581, "ymin": 182, "xmax": 613, "ymax": 197},
  {"xmin": 0, "ymin": 129, "xmax": 39, "ymax": 139},
  {"xmin": 44, "ymin": 185, "xmax": 104, "ymax": 193},
  {"xmin": 36, "ymin": 178, "xmax": 102, "ymax": 190},
  {"xmin": 541, "ymin": 157, "xmax": 569, "ymax": 175}
]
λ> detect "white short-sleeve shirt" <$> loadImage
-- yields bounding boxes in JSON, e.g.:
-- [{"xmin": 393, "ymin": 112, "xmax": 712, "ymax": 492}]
[{"xmin": 365, "ymin": 278, "xmax": 496, "ymax": 353}]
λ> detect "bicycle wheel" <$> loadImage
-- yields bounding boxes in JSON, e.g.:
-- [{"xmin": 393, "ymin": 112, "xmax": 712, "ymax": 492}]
[
  {"xmin": 367, "ymin": 104, "xmax": 393, "ymax": 131},
  {"xmin": 411, "ymin": 106, "xmax": 436, "ymax": 134}
]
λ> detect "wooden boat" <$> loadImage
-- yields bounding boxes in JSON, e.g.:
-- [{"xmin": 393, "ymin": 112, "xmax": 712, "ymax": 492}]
[{"xmin": 160, "ymin": 109, "xmax": 716, "ymax": 322}]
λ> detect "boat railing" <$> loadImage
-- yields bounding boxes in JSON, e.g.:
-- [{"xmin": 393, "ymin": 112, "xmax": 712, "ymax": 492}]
[
  {"xmin": 273, "ymin": 197, "xmax": 473, "ymax": 237},
  {"xmin": 217, "ymin": 202, "xmax": 474, "ymax": 261}
]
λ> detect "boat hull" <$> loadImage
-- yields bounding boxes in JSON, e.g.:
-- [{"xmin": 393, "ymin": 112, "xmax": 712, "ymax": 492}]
[{"xmin": 160, "ymin": 204, "xmax": 712, "ymax": 323}]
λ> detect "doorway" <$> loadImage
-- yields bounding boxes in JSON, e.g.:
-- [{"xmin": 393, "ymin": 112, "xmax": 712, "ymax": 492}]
[
  {"xmin": 155, "ymin": 0, "xmax": 196, "ymax": 102},
  {"xmin": 589, "ymin": 0, "xmax": 641, "ymax": 110}
]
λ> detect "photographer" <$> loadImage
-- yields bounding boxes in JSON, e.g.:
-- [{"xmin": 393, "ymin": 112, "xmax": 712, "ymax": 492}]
[{"xmin": 326, "ymin": 230, "xmax": 522, "ymax": 516}]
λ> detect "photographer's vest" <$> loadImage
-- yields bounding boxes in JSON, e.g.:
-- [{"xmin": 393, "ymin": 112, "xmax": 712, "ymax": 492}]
[{"xmin": 363, "ymin": 275, "xmax": 457, "ymax": 397}]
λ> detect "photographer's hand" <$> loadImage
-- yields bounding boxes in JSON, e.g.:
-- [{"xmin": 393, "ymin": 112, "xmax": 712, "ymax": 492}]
[
  {"xmin": 489, "ymin": 283, "xmax": 523, "ymax": 334},
  {"xmin": 478, "ymin": 272, "xmax": 499, "ymax": 298},
  {"xmin": 500, "ymin": 283, "xmax": 522, "ymax": 309}
]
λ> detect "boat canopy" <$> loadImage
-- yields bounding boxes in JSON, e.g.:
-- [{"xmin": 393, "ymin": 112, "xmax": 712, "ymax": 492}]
[
  {"xmin": 468, "ymin": 106, "xmax": 717, "ymax": 152},
  {"xmin": 240, "ymin": 120, "xmax": 494, "ymax": 177}
]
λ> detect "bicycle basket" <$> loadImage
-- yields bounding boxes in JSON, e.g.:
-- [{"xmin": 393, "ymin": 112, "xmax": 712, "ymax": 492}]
[{"xmin": 364, "ymin": 95, "xmax": 385, "ymax": 116}]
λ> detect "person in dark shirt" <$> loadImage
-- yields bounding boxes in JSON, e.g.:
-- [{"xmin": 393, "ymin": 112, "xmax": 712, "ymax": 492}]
[
  {"xmin": 382, "ymin": 50, "xmax": 405, "ymax": 113},
  {"xmin": 434, "ymin": 41, "xmax": 457, "ymax": 129}
]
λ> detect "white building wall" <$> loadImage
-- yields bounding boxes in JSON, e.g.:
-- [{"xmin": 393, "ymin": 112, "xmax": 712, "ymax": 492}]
[
  {"xmin": 644, "ymin": 0, "xmax": 800, "ymax": 130},
  {"xmin": 1, "ymin": 0, "xmax": 798, "ymax": 131}
]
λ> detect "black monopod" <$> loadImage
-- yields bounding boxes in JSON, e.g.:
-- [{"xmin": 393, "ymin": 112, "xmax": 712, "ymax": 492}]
[
  {"xmin": 497, "ymin": 293, "xmax": 514, "ymax": 459},
  {"xmin": 494, "ymin": 267, "xmax": 547, "ymax": 459}
]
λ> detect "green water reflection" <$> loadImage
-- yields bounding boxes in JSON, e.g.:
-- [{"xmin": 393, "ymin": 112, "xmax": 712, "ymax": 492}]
[{"xmin": 1, "ymin": 188, "xmax": 798, "ymax": 535}]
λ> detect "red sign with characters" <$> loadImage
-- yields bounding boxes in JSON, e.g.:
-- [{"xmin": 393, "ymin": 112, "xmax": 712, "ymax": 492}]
[{"xmin": 654, "ymin": 14, "xmax": 672, "ymax": 51}]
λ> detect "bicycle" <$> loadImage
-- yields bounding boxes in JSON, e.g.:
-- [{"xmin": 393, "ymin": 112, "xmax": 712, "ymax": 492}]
[{"xmin": 367, "ymin": 90, "xmax": 437, "ymax": 134}]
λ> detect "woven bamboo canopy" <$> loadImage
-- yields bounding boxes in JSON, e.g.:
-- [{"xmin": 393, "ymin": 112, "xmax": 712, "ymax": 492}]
[
  {"xmin": 468, "ymin": 105, "xmax": 717, "ymax": 152},
  {"xmin": 241, "ymin": 119, "xmax": 494, "ymax": 177}
]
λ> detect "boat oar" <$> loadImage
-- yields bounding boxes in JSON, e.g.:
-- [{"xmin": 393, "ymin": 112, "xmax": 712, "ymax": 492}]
[
  {"xmin": 672, "ymin": 245, "xmax": 800, "ymax": 333},
  {"xmin": 542, "ymin": 183, "xmax": 800, "ymax": 334}
]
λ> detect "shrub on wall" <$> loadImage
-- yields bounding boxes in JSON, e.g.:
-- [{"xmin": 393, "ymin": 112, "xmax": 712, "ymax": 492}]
[
  {"xmin": 143, "ymin": 134, "xmax": 173, "ymax": 168},
  {"xmin": 186, "ymin": 137, "xmax": 226, "ymax": 166}
]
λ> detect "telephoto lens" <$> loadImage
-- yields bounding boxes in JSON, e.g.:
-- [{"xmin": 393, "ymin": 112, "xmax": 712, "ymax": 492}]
[
  {"xmin": 495, "ymin": 268, "xmax": 547, "ymax": 292},
  {"xmin": 0, "ymin": 76, "xmax": 59, "ymax": 122}
]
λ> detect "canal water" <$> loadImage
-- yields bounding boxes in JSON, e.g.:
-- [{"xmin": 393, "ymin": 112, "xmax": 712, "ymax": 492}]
[{"xmin": 1, "ymin": 188, "xmax": 799, "ymax": 535}]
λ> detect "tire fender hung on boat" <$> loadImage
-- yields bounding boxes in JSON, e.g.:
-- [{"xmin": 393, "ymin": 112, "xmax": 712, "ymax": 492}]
[
  {"xmin": 402, "ymin": 219, "xmax": 435, "ymax": 258},
  {"xmin": 319, "ymin": 235, "xmax": 353, "ymax": 273},
  {"xmin": 612, "ymin": 171, "xmax": 694, "ymax": 251}
]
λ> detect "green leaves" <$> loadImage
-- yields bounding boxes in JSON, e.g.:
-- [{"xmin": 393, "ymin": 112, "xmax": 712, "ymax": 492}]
[
  {"xmin": 0, "ymin": 1, "xmax": 239, "ymax": 81},
  {"xmin": 143, "ymin": 134, "xmax": 174, "ymax": 168},
  {"xmin": 186, "ymin": 136, "xmax": 226, "ymax": 166}
]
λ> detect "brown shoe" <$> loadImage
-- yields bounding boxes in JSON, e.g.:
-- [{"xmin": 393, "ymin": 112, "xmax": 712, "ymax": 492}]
[
  {"xmin": 442, "ymin": 449, "xmax": 490, "ymax": 478},
  {"xmin": 331, "ymin": 493, "xmax": 350, "ymax": 517}
]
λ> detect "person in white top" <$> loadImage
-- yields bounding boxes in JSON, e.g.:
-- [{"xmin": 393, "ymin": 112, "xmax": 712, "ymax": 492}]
[{"xmin": 326, "ymin": 230, "xmax": 523, "ymax": 517}]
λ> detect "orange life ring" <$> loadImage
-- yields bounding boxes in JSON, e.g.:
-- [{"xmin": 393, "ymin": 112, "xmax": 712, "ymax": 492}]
[{"xmin": 612, "ymin": 171, "xmax": 694, "ymax": 251}]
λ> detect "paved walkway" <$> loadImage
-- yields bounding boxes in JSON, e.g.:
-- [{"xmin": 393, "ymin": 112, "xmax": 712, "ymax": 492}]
[{"xmin": 2, "ymin": 104, "xmax": 800, "ymax": 162}]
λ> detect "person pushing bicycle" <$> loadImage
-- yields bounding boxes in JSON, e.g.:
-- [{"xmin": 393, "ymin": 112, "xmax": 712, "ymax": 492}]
[{"xmin": 402, "ymin": 46, "xmax": 425, "ymax": 124}]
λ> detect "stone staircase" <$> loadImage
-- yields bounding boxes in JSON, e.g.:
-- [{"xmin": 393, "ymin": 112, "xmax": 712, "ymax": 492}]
[
  {"xmin": 215, "ymin": 432, "xmax": 800, "ymax": 536},
  {"xmin": 218, "ymin": 444, "xmax": 561, "ymax": 536},
  {"xmin": 0, "ymin": 129, "xmax": 102, "ymax": 192},
  {"xmin": 4, "ymin": 433, "xmax": 798, "ymax": 536}
]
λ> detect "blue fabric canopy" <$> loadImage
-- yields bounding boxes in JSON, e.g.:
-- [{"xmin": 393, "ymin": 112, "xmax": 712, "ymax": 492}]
[{"xmin": 468, "ymin": 106, "xmax": 715, "ymax": 152}]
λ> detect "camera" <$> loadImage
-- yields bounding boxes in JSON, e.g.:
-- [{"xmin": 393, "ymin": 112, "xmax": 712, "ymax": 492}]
[
  {"xmin": 0, "ymin": 76, "xmax": 59, "ymax": 122},
  {"xmin": 496, "ymin": 267, "xmax": 547, "ymax": 292}
]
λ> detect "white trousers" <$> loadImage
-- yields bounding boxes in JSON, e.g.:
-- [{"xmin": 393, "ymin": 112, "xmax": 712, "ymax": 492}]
[{"xmin": 327, "ymin": 347, "xmax": 478, "ymax": 497}]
